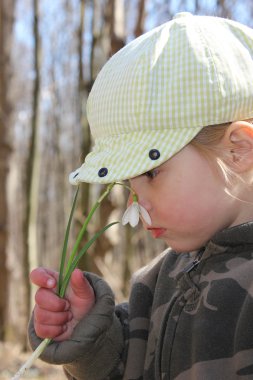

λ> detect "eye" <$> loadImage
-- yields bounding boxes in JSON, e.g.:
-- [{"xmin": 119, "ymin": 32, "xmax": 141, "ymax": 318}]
[{"xmin": 145, "ymin": 168, "xmax": 159, "ymax": 179}]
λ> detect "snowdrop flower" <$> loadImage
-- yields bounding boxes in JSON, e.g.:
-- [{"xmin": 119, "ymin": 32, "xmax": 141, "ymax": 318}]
[{"xmin": 122, "ymin": 194, "xmax": 151, "ymax": 227}]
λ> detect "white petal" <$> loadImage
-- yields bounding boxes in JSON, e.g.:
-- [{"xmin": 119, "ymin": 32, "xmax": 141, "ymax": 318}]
[
  {"xmin": 139, "ymin": 205, "xmax": 152, "ymax": 225},
  {"xmin": 122, "ymin": 203, "xmax": 140, "ymax": 227},
  {"xmin": 122, "ymin": 207, "xmax": 131, "ymax": 225},
  {"xmin": 129, "ymin": 208, "xmax": 140, "ymax": 227}
]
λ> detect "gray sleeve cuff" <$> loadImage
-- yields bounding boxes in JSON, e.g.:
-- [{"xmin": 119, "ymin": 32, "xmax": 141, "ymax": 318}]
[{"xmin": 28, "ymin": 273, "xmax": 125, "ymax": 379}]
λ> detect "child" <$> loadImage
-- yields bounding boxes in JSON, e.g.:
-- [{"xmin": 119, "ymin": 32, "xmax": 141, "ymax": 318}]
[{"xmin": 29, "ymin": 12, "xmax": 253, "ymax": 380}]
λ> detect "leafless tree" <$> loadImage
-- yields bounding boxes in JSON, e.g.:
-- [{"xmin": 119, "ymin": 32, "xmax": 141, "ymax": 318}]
[{"xmin": 0, "ymin": 0, "xmax": 15, "ymax": 340}]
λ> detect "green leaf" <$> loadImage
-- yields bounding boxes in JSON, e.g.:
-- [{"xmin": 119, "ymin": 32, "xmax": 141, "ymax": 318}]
[
  {"xmin": 57, "ymin": 187, "xmax": 79, "ymax": 295},
  {"xmin": 59, "ymin": 221, "xmax": 119, "ymax": 297},
  {"xmin": 63, "ymin": 183, "xmax": 116, "ymax": 280}
]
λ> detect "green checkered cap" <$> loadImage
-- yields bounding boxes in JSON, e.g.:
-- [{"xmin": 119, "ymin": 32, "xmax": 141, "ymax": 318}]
[{"xmin": 70, "ymin": 12, "xmax": 253, "ymax": 185}]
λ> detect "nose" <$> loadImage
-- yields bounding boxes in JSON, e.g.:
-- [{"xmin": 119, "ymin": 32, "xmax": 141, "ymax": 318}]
[
  {"xmin": 129, "ymin": 178, "xmax": 152, "ymax": 212},
  {"xmin": 137, "ymin": 196, "xmax": 152, "ymax": 212}
]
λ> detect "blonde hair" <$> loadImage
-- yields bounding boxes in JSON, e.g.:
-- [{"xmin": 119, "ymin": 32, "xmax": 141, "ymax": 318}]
[
  {"xmin": 191, "ymin": 123, "xmax": 230, "ymax": 149},
  {"xmin": 191, "ymin": 121, "xmax": 253, "ymax": 187}
]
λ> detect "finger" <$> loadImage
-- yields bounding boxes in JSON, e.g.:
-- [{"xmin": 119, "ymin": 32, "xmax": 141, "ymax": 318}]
[
  {"xmin": 35, "ymin": 321, "xmax": 68, "ymax": 340},
  {"xmin": 30, "ymin": 267, "xmax": 58, "ymax": 288},
  {"xmin": 70, "ymin": 269, "xmax": 94, "ymax": 301},
  {"xmin": 35, "ymin": 288, "xmax": 70, "ymax": 312},
  {"xmin": 34, "ymin": 305, "xmax": 72, "ymax": 326}
]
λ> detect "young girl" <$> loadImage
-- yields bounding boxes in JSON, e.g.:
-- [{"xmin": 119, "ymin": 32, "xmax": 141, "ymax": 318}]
[{"xmin": 29, "ymin": 13, "xmax": 253, "ymax": 379}]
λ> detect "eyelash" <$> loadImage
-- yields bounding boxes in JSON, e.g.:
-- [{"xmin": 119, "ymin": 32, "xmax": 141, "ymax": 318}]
[{"xmin": 145, "ymin": 169, "xmax": 159, "ymax": 179}]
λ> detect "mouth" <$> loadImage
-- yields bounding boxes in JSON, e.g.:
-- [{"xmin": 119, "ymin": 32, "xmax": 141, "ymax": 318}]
[{"xmin": 147, "ymin": 227, "xmax": 166, "ymax": 238}]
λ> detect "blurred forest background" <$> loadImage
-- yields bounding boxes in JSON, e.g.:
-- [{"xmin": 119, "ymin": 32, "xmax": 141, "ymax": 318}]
[{"xmin": 1, "ymin": 0, "xmax": 253, "ymax": 378}]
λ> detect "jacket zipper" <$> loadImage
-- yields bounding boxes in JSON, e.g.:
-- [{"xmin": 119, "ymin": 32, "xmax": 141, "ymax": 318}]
[
  {"xmin": 157, "ymin": 250, "xmax": 204, "ymax": 379},
  {"xmin": 183, "ymin": 250, "xmax": 203, "ymax": 273}
]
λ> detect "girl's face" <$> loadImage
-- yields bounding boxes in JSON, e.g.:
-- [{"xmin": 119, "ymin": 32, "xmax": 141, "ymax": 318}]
[{"xmin": 129, "ymin": 144, "xmax": 242, "ymax": 252}]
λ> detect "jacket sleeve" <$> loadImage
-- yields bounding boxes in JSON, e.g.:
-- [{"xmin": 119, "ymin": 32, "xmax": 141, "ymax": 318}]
[{"xmin": 28, "ymin": 272, "xmax": 129, "ymax": 380}]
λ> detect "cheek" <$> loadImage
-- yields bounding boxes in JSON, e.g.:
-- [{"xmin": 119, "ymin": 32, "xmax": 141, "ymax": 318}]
[
  {"xmin": 155, "ymin": 188, "xmax": 187, "ymax": 223},
  {"xmin": 158, "ymin": 184, "xmax": 215, "ymax": 226}
]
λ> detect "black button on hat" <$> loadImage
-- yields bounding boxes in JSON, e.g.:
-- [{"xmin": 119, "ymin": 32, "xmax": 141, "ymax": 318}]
[
  {"xmin": 73, "ymin": 172, "xmax": 79, "ymax": 178},
  {"xmin": 149, "ymin": 149, "xmax": 160, "ymax": 160},
  {"xmin": 98, "ymin": 167, "xmax": 108, "ymax": 177}
]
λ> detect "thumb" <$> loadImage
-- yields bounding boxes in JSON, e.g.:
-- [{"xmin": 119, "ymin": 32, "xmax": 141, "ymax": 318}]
[{"xmin": 70, "ymin": 268, "xmax": 94, "ymax": 301}]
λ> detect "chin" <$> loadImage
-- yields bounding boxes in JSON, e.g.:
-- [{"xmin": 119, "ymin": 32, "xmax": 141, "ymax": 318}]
[{"xmin": 166, "ymin": 239, "xmax": 205, "ymax": 253}]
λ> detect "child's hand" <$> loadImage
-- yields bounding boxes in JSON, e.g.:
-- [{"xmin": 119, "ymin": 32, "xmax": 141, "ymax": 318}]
[{"xmin": 30, "ymin": 267, "xmax": 95, "ymax": 341}]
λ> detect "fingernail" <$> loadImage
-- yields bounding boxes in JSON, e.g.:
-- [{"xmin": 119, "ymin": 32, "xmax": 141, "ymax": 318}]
[
  {"xmin": 47, "ymin": 278, "xmax": 55, "ymax": 287},
  {"xmin": 64, "ymin": 301, "xmax": 70, "ymax": 311}
]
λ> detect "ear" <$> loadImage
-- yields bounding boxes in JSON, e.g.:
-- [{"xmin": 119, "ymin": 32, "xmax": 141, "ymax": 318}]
[{"xmin": 222, "ymin": 121, "xmax": 253, "ymax": 173}]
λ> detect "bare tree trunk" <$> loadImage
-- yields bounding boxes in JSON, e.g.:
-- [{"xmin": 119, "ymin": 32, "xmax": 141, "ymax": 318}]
[
  {"xmin": 6, "ymin": 0, "xmax": 41, "ymax": 348},
  {"xmin": 106, "ymin": 0, "xmax": 125, "ymax": 55},
  {"xmin": 0, "ymin": 0, "xmax": 14, "ymax": 341},
  {"xmin": 75, "ymin": 0, "xmax": 92, "ymax": 271},
  {"xmin": 28, "ymin": 0, "xmax": 41, "ymax": 301},
  {"xmin": 216, "ymin": 0, "xmax": 231, "ymax": 18},
  {"xmin": 195, "ymin": 0, "xmax": 200, "ymax": 12},
  {"xmin": 134, "ymin": 0, "xmax": 146, "ymax": 37},
  {"xmin": 22, "ymin": 0, "xmax": 41, "ymax": 345},
  {"xmin": 44, "ymin": 54, "xmax": 70, "ymax": 270},
  {"xmin": 78, "ymin": 0, "xmax": 91, "ymax": 219}
]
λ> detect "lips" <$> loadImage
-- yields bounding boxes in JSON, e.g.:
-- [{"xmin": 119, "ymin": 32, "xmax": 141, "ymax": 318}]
[{"xmin": 147, "ymin": 227, "xmax": 166, "ymax": 238}]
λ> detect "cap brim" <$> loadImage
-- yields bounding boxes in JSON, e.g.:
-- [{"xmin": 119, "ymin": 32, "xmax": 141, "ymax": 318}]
[{"xmin": 69, "ymin": 127, "xmax": 203, "ymax": 184}]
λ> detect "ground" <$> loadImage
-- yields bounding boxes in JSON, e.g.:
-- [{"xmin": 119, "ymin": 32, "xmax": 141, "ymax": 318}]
[{"xmin": 0, "ymin": 342, "xmax": 66, "ymax": 379}]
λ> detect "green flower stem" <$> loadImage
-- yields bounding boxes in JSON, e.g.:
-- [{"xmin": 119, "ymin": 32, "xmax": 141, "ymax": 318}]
[
  {"xmin": 11, "ymin": 338, "xmax": 51, "ymax": 380},
  {"xmin": 11, "ymin": 182, "xmax": 117, "ymax": 380},
  {"xmin": 59, "ymin": 221, "xmax": 118, "ymax": 297},
  {"xmin": 57, "ymin": 187, "xmax": 80, "ymax": 294},
  {"xmin": 63, "ymin": 182, "xmax": 115, "ymax": 283},
  {"xmin": 115, "ymin": 182, "xmax": 136, "ymax": 195}
]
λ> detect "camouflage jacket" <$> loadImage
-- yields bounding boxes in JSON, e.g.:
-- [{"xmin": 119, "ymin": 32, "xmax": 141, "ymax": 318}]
[{"xmin": 29, "ymin": 222, "xmax": 253, "ymax": 379}]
